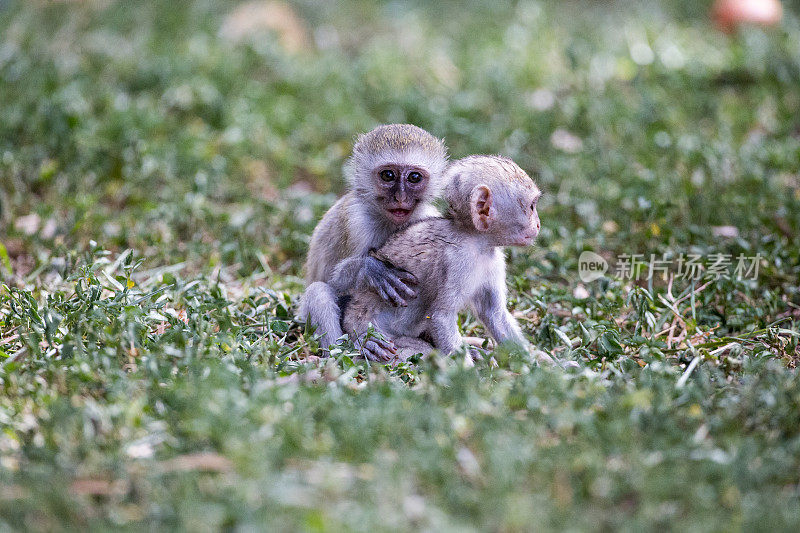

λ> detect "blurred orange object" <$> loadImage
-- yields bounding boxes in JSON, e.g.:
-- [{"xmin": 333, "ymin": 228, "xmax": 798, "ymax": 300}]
[{"xmin": 712, "ymin": 0, "xmax": 783, "ymax": 32}]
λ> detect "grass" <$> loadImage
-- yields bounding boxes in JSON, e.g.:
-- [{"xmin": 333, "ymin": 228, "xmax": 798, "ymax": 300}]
[{"xmin": 1, "ymin": 0, "xmax": 800, "ymax": 530}]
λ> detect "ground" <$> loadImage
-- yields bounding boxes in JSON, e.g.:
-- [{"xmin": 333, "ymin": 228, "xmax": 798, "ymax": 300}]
[{"xmin": 1, "ymin": 0, "xmax": 800, "ymax": 530}]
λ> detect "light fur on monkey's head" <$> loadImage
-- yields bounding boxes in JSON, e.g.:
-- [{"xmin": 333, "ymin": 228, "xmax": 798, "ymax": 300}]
[
  {"xmin": 443, "ymin": 155, "xmax": 539, "ymax": 222},
  {"xmin": 345, "ymin": 124, "xmax": 449, "ymax": 198}
]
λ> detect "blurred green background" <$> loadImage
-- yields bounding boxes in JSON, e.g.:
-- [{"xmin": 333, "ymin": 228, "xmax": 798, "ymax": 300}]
[
  {"xmin": 3, "ymin": 0, "xmax": 798, "ymax": 275},
  {"xmin": 1, "ymin": 1, "xmax": 800, "ymax": 530}
]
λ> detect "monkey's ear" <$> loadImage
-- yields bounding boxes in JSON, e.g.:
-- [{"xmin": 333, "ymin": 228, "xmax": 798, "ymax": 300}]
[{"xmin": 470, "ymin": 184, "xmax": 494, "ymax": 232}]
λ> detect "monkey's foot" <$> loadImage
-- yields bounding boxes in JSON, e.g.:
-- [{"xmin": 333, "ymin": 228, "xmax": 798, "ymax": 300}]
[
  {"xmin": 531, "ymin": 349, "xmax": 556, "ymax": 366},
  {"xmin": 530, "ymin": 349, "xmax": 580, "ymax": 369},
  {"xmin": 361, "ymin": 337, "xmax": 397, "ymax": 362},
  {"xmin": 466, "ymin": 345, "xmax": 484, "ymax": 364}
]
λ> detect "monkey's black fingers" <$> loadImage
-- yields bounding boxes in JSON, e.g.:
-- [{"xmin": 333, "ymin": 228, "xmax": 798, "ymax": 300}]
[
  {"xmin": 368, "ymin": 275, "xmax": 405, "ymax": 304},
  {"xmin": 386, "ymin": 274, "xmax": 417, "ymax": 300},
  {"xmin": 381, "ymin": 281, "xmax": 408, "ymax": 307},
  {"xmin": 372, "ymin": 336, "xmax": 397, "ymax": 354},
  {"xmin": 375, "ymin": 285, "xmax": 391, "ymax": 304},
  {"xmin": 379, "ymin": 336, "xmax": 397, "ymax": 352},
  {"xmin": 363, "ymin": 339, "xmax": 396, "ymax": 362},
  {"xmin": 396, "ymin": 270, "xmax": 418, "ymax": 286},
  {"xmin": 378, "ymin": 270, "xmax": 415, "ymax": 301}
]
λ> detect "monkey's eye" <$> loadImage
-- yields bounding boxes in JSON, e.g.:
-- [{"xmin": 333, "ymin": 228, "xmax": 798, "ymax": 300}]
[
  {"xmin": 379, "ymin": 169, "xmax": 395, "ymax": 182},
  {"xmin": 407, "ymin": 171, "xmax": 423, "ymax": 184}
]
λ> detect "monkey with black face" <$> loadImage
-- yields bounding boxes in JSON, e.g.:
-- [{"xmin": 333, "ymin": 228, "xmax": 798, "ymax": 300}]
[
  {"xmin": 340, "ymin": 155, "xmax": 542, "ymax": 361},
  {"xmin": 298, "ymin": 124, "xmax": 449, "ymax": 353}
]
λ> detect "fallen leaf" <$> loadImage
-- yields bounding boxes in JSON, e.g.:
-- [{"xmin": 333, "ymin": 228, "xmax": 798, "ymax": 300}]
[
  {"xmin": 158, "ymin": 452, "xmax": 233, "ymax": 473},
  {"xmin": 550, "ymin": 129, "xmax": 583, "ymax": 153},
  {"xmin": 712, "ymin": 225, "xmax": 739, "ymax": 238},
  {"xmin": 70, "ymin": 478, "xmax": 128, "ymax": 496},
  {"xmin": 220, "ymin": 1, "xmax": 311, "ymax": 53},
  {"xmin": 14, "ymin": 214, "xmax": 40, "ymax": 236},
  {"xmin": 573, "ymin": 284, "xmax": 590, "ymax": 300}
]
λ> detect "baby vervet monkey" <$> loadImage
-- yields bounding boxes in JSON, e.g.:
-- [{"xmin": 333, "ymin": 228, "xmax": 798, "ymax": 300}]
[
  {"xmin": 340, "ymin": 155, "xmax": 542, "ymax": 362},
  {"xmin": 298, "ymin": 124, "xmax": 449, "ymax": 350}
]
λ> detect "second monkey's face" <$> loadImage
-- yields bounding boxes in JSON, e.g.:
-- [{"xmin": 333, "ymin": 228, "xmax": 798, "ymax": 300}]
[
  {"xmin": 372, "ymin": 164, "xmax": 430, "ymax": 224},
  {"xmin": 498, "ymin": 187, "xmax": 542, "ymax": 247},
  {"xmin": 483, "ymin": 184, "xmax": 542, "ymax": 248}
]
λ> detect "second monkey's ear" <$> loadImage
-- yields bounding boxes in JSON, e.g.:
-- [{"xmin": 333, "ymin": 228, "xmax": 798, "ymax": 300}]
[{"xmin": 470, "ymin": 184, "xmax": 494, "ymax": 231}]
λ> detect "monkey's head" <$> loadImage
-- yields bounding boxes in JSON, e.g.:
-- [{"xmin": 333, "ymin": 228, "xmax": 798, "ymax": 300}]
[
  {"xmin": 346, "ymin": 124, "xmax": 448, "ymax": 225},
  {"xmin": 444, "ymin": 155, "xmax": 542, "ymax": 247}
]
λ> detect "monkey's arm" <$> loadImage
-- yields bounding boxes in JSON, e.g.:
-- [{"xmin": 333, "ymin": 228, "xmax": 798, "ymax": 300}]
[
  {"xmin": 470, "ymin": 283, "xmax": 527, "ymax": 347},
  {"xmin": 427, "ymin": 312, "xmax": 463, "ymax": 354},
  {"xmin": 305, "ymin": 197, "xmax": 349, "ymax": 284},
  {"xmin": 472, "ymin": 285, "xmax": 562, "ymax": 366},
  {"xmin": 328, "ymin": 253, "xmax": 417, "ymax": 307}
]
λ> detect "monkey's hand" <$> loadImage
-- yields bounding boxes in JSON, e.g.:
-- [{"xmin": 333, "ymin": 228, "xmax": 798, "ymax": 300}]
[
  {"xmin": 360, "ymin": 336, "xmax": 398, "ymax": 362},
  {"xmin": 360, "ymin": 255, "xmax": 418, "ymax": 307}
]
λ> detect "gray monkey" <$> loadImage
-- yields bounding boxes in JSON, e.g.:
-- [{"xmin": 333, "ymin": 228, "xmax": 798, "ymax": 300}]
[{"xmin": 298, "ymin": 124, "xmax": 449, "ymax": 351}]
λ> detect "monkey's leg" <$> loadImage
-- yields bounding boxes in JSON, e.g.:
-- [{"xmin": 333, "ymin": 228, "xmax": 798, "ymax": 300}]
[
  {"xmin": 471, "ymin": 286, "xmax": 525, "ymax": 346},
  {"xmin": 340, "ymin": 298, "xmax": 399, "ymax": 362},
  {"xmin": 298, "ymin": 281, "xmax": 342, "ymax": 352},
  {"xmin": 471, "ymin": 286, "xmax": 558, "ymax": 366},
  {"xmin": 428, "ymin": 313, "xmax": 462, "ymax": 355}
]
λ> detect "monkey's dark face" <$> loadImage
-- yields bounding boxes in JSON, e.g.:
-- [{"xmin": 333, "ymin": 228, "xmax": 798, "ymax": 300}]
[{"xmin": 372, "ymin": 164, "xmax": 430, "ymax": 224}]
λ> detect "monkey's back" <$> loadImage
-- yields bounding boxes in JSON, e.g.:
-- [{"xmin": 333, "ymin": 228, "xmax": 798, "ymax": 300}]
[
  {"xmin": 372, "ymin": 217, "xmax": 462, "ymax": 282},
  {"xmin": 341, "ymin": 217, "xmax": 468, "ymax": 340}
]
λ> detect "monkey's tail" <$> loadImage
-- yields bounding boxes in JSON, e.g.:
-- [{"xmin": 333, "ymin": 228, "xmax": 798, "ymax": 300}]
[{"xmin": 298, "ymin": 281, "xmax": 343, "ymax": 352}]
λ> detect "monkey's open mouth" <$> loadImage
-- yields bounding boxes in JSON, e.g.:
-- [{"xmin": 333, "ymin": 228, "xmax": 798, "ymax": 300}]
[{"xmin": 387, "ymin": 208, "xmax": 413, "ymax": 222}]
